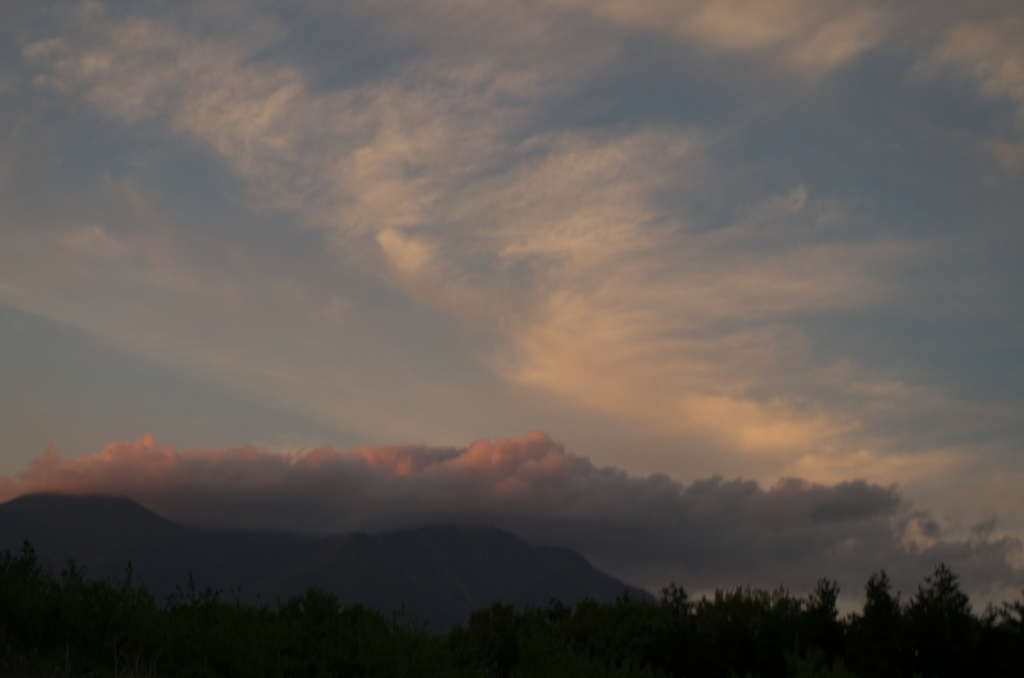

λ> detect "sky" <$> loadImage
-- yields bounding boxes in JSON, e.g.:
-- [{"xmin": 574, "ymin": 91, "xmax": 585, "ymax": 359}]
[{"xmin": 1, "ymin": 0, "xmax": 1023, "ymax": 605}]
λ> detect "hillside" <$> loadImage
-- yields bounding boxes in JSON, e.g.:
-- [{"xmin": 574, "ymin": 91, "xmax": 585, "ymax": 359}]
[{"xmin": 0, "ymin": 493, "xmax": 647, "ymax": 628}]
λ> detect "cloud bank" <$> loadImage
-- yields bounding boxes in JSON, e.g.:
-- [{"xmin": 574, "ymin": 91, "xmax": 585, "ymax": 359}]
[{"xmin": 2, "ymin": 433, "xmax": 1020, "ymax": 605}]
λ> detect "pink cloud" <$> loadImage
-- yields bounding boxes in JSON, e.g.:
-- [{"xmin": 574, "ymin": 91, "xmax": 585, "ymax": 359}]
[{"xmin": 0, "ymin": 433, "xmax": 575, "ymax": 529}]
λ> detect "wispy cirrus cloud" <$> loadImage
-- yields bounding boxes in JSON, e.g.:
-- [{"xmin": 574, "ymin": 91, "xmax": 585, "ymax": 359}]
[
  {"xmin": 10, "ymin": 1, "xmax": 951, "ymax": 475},
  {"xmin": 547, "ymin": 0, "xmax": 889, "ymax": 76},
  {"xmin": 1, "ymin": 434, "xmax": 1020, "ymax": 604},
  {"xmin": 919, "ymin": 17, "xmax": 1024, "ymax": 125}
]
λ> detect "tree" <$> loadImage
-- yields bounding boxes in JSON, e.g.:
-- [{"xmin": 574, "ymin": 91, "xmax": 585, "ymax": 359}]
[
  {"xmin": 449, "ymin": 601, "xmax": 521, "ymax": 676},
  {"xmin": 804, "ymin": 578, "xmax": 842, "ymax": 663},
  {"xmin": 906, "ymin": 563, "xmax": 975, "ymax": 678},
  {"xmin": 659, "ymin": 582, "xmax": 691, "ymax": 619},
  {"xmin": 847, "ymin": 570, "xmax": 904, "ymax": 678}
]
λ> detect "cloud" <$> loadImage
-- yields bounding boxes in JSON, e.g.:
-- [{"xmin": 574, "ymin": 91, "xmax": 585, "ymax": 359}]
[
  {"xmin": 547, "ymin": 0, "xmax": 888, "ymax": 76},
  {"xmin": 11, "ymin": 5, "xmax": 875, "ymax": 454},
  {"xmin": 377, "ymin": 228, "xmax": 435, "ymax": 276},
  {"xmin": 2, "ymin": 433, "xmax": 1020, "ymax": 603},
  {"xmin": 5, "ymin": 0, "xmax": 1023, "ymax": 509},
  {"xmin": 921, "ymin": 17, "xmax": 1024, "ymax": 124},
  {"xmin": 57, "ymin": 225, "xmax": 129, "ymax": 260}
]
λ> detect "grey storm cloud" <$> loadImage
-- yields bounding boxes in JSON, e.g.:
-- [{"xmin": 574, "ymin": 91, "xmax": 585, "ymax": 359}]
[{"xmin": 2, "ymin": 432, "xmax": 1020, "ymax": 605}]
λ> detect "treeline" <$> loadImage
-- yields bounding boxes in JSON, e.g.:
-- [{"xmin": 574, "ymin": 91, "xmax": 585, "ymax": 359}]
[{"xmin": 1, "ymin": 542, "xmax": 1022, "ymax": 677}]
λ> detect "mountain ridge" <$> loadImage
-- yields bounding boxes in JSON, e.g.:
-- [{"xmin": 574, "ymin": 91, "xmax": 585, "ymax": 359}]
[{"xmin": 0, "ymin": 493, "xmax": 649, "ymax": 629}]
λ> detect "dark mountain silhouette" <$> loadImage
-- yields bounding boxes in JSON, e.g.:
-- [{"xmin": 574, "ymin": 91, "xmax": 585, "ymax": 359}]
[{"xmin": 0, "ymin": 493, "xmax": 648, "ymax": 629}]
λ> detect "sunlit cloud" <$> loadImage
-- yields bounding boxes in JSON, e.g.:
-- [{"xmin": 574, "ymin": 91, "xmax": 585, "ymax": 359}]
[
  {"xmin": 4, "ymin": 0, "xmax": 1017, "ymax": 476},
  {"xmin": 17, "ymin": 3, "xmax": 914, "ymax": 462}
]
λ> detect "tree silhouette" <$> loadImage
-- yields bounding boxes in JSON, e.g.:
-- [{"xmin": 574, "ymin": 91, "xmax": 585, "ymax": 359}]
[
  {"xmin": 848, "ymin": 570, "xmax": 904, "ymax": 678},
  {"xmin": 6, "ymin": 540, "xmax": 1024, "ymax": 677},
  {"xmin": 906, "ymin": 563, "xmax": 975, "ymax": 678},
  {"xmin": 804, "ymin": 578, "xmax": 842, "ymax": 664}
]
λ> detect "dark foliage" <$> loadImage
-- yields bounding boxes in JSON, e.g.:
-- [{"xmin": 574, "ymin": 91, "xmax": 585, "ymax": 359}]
[
  {"xmin": 1, "ymin": 543, "xmax": 1022, "ymax": 677},
  {"xmin": 846, "ymin": 570, "xmax": 904, "ymax": 678}
]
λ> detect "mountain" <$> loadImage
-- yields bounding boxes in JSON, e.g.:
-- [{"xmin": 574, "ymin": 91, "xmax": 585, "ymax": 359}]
[{"xmin": 0, "ymin": 493, "xmax": 648, "ymax": 629}]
